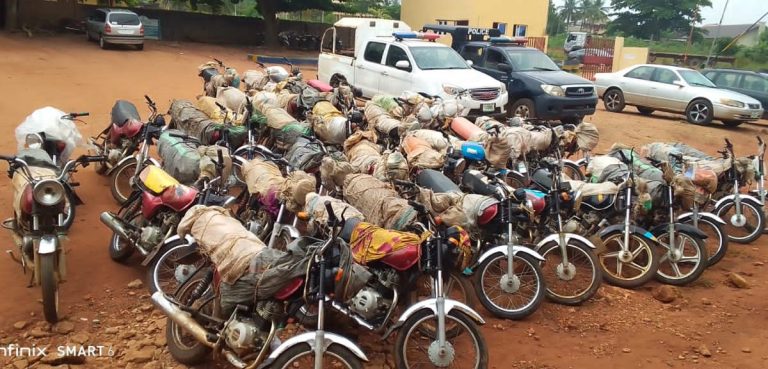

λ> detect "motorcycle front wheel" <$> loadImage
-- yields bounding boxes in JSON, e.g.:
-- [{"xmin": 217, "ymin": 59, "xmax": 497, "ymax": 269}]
[
  {"xmin": 109, "ymin": 158, "xmax": 138, "ymax": 205},
  {"xmin": 40, "ymin": 253, "xmax": 60, "ymax": 323},
  {"xmin": 269, "ymin": 343, "xmax": 363, "ymax": 369},
  {"xmin": 475, "ymin": 252, "xmax": 545, "ymax": 320},
  {"xmin": 538, "ymin": 239, "xmax": 602, "ymax": 305},
  {"xmin": 148, "ymin": 240, "xmax": 206, "ymax": 294},
  {"xmin": 679, "ymin": 217, "xmax": 728, "ymax": 266},
  {"xmin": 598, "ymin": 233, "xmax": 659, "ymax": 288},
  {"xmin": 654, "ymin": 230, "xmax": 708, "ymax": 286},
  {"xmin": 714, "ymin": 200, "xmax": 765, "ymax": 244},
  {"xmin": 395, "ymin": 309, "xmax": 488, "ymax": 369}
]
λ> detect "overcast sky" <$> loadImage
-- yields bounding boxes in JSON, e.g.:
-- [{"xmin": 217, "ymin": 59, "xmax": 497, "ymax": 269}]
[{"xmin": 550, "ymin": 0, "xmax": 768, "ymax": 25}]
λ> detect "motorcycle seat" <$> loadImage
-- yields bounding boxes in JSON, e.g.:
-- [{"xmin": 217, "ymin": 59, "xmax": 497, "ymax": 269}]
[
  {"xmin": 111, "ymin": 100, "xmax": 141, "ymax": 127},
  {"xmin": 416, "ymin": 169, "xmax": 461, "ymax": 194},
  {"xmin": 307, "ymin": 79, "xmax": 333, "ymax": 93}
]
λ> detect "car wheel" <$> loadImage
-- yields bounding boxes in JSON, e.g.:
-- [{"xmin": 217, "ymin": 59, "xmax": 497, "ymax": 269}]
[
  {"xmin": 637, "ymin": 106, "xmax": 655, "ymax": 116},
  {"xmin": 603, "ymin": 89, "xmax": 625, "ymax": 112},
  {"xmin": 99, "ymin": 35, "xmax": 107, "ymax": 49},
  {"xmin": 511, "ymin": 98, "xmax": 535, "ymax": 119},
  {"xmin": 722, "ymin": 120, "xmax": 744, "ymax": 127},
  {"xmin": 685, "ymin": 99, "xmax": 714, "ymax": 125}
]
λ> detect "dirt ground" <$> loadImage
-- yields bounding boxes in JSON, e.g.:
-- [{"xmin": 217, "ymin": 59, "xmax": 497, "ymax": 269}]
[{"xmin": 1, "ymin": 32, "xmax": 768, "ymax": 369}]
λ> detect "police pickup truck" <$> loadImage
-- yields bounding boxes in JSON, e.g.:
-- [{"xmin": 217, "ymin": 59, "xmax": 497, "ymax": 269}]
[
  {"xmin": 318, "ymin": 18, "xmax": 508, "ymax": 118},
  {"xmin": 423, "ymin": 25, "xmax": 597, "ymax": 124}
]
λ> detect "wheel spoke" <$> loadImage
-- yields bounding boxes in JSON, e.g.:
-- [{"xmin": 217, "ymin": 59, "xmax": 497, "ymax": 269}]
[
  {"xmin": 627, "ymin": 261, "xmax": 648, "ymax": 273},
  {"xmin": 615, "ymin": 259, "xmax": 623, "ymax": 276},
  {"xmin": 670, "ymin": 262, "xmax": 683, "ymax": 277},
  {"xmin": 601, "ymin": 251, "xmax": 620, "ymax": 259}
]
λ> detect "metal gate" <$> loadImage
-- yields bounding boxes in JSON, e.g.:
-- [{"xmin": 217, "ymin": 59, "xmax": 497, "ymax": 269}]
[
  {"xmin": 525, "ymin": 36, "xmax": 547, "ymax": 53},
  {"xmin": 580, "ymin": 36, "xmax": 614, "ymax": 81}
]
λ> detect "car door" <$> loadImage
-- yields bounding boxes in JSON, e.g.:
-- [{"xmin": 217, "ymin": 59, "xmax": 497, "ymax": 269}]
[
  {"xmin": 619, "ymin": 66, "xmax": 654, "ymax": 106},
  {"xmin": 382, "ymin": 44, "xmax": 413, "ymax": 96},
  {"xmin": 740, "ymin": 74, "xmax": 768, "ymax": 111},
  {"xmin": 356, "ymin": 41, "xmax": 387, "ymax": 97},
  {"xmin": 647, "ymin": 67, "xmax": 685, "ymax": 111}
]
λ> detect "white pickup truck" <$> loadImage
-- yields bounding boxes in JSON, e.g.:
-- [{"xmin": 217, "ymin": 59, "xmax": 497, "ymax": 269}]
[{"xmin": 318, "ymin": 18, "xmax": 508, "ymax": 118}]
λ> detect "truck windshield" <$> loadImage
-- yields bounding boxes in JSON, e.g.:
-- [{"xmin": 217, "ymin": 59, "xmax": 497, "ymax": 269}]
[
  {"xmin": 410, "ymin": 47, "xmax": 469, "ymax": 70},
  {"xmin": 504, "ymin": 49, "xmax": 559, "ymax": 72},
  {"xmin": 679, "ymin": 70, "xmax": 716, "ymax": 87}
]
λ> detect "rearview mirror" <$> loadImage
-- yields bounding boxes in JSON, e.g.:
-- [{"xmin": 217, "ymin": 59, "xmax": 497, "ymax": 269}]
[
  {"xmin": 395, "ymin": 60, "xmax": 411, "ymax": 70},
  {"xmin": 497, "ymin": 63, "xmax": 513, "ymax": 73},
  {"xmin": 673, "ymin": 80, "xmax": 685, "ymax": 88},
  {"xmin": 466, "ymin": 59, "xmax": 474, "ymax": 67}
]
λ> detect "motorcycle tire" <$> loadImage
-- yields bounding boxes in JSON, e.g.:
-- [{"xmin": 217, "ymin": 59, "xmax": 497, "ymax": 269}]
[
  {"xmin": 395, "ymin": 309, "xmax": 488, "ymax": 369},
  {"xmin": 59, "ymin": 189, "xmax": 77, "ymax": 230},
  {"xmin": 653, "ymin": 230, "xmax": 709, "ymax": 286},
  {"xmin": 402, "ymin": 270, "xmax": 477, "ymax": 338},
  {"xmin": 679, "ymin": 217, "xmax": 728, "ymax": 266},
  {"xmin": 269, "ymin": 343, "xmax": 363, "ymax": 369},
  {"xmin": 147, "ymin": 239, "xmax": 204, "ymax": 294},
  {"xmin": 562, "ymin": 161, "xmax": 585, "ymax": 181},
  {"xmin": 714, "ymin": 199, "xmax": 765, "ymax": 244},
  {"xmin": 166, "ymin": 272, "xmax": 213, "ymax": 365},
  {"xmin": 40, "ymin": 253, "xmax": 60, "ymax": 323},
  {"xmin": 598, "ymin": 233, "xmax": 659, "ymax": 289},
  {"xmin": 475, "ymin": 251, "xmax": 545, "ymax": 320},
  {"xmin": 538, "ymin": 239, "xmax": 602, "ymax": 305},
  {"xmin": 110, "ymin": 158, "xmax": 138, "ymax": 205}
]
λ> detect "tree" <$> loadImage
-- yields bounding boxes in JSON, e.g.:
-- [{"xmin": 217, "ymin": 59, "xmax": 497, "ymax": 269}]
[
  {"xmin": 560, "ymin": 0, "xmax": 578, "ymax": 26},
  {"xmin": 578, "ymin": 0, "xmax": 608, "ymax": 31},
  {"xmin": 608, "ymin": 0, "xmax": 712, "ymax": 41},
  {"xmin": 547, "ymin": 1, "xmax": 566, "ymax": 35}
]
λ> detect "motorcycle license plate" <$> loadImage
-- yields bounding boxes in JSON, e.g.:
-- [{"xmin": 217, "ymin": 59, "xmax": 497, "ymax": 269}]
[
  {"xmin": 482, "ymin": 104, "xmax": 495, "ymax": 113},
  {"xmin": 752, "ymin": 112, "xmax": 760, "ymax": 119}
]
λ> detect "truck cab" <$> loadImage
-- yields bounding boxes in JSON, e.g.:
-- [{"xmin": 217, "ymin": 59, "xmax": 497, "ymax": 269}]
[
  {"xmin": 318, "ymin": 18, "xmax": 508, "ymax": 118},
  {"xmin": 424, "ymin": 25, "xmax": 597, "ymax": 124}
]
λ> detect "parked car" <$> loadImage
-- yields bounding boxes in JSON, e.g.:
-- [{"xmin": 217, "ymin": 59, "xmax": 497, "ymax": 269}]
[
  {"xmin": 422, "ymin": 25, "xmax": 596, "ymax": 124},
  {"xmin": 85, "ymin": 9, "xmax": 144, "ymax": 50},
  {"xmin": 595, "ymin": 64, "xmax": 764, "ymax": 127},
  {"xmin": 702, "ymin": 69, "xmax": 768, "ymax": 119},
  {"xmin": 318, "ymin": 18, "xmax": 508, "ymax": 118}
]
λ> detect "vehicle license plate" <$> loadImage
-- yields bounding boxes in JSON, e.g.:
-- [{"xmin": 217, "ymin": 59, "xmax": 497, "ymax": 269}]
[
  {"xmin": 482, "ymin": 104, "xmax": 494, "ymax": 113},
  {"xmin": 752, "ymin": 112, "xmax": 760, "ymax": 119},
  {"xmin": 118, "ymin": 30, "xmax": 133, "ymax": 35}
]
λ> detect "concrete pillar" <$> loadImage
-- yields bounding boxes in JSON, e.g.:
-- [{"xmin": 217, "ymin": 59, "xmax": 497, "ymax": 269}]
[{"xmin": 612, "ymin": 36, "xmax": 624, "ymax": 72}]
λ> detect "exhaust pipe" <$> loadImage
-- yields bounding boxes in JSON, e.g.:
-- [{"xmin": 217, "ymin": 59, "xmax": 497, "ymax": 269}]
[
  {"xmin": 100, "ymin": 212, "xmax": 136, "ymax": 245},
  {"xmin": 151, "ymin": 292, "xmax": 216, "ymax": 348}
]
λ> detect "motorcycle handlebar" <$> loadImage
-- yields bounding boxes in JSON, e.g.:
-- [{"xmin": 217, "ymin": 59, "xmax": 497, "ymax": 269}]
[
  {"xmin": 408, "ymin": 200, "xmax": 428, "ymax": 215},
  {"xmin": 145, "ymin": 95, "xmax": 155, "ymax": 105},
  {"xmin": 68, "ymin": 112, "xmax": 89, "ymax": 118},
  {"xmin": 324, "ymin": 201, "xmax": 337, "ymax": 224}
]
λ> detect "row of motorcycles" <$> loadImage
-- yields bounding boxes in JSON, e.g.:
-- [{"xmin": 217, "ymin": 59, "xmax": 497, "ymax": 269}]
[{"xmin": 3, "ymin": 57, "xmax": 765, "ymax": 369}]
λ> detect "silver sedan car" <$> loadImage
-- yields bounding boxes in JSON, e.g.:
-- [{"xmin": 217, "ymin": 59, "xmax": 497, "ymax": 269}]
[{"xmin": 595, "ymin": 64, "xmax": 764, "ymax": 127}]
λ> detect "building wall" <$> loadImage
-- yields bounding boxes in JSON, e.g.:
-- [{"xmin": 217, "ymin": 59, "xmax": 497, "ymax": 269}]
[
  {"xmin": 736, "ymin": 29, "xmax": 761, "ymax": 47},
  {"xmin": 401, "ymin": 0, "xmax": 548, "ymax": 37}
]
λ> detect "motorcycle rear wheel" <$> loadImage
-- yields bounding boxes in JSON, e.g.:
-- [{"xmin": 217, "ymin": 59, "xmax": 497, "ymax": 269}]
[
  {"xmin": 679, "ymin": 217, "xmax": 728, "ymax": 266},
  {"xmin": 166, "ymin": 271, "xmax": 213, "ymax": 365},
  {"xmin": 110, "ymin": 158, "xmax": 137, "ymax": 205}
]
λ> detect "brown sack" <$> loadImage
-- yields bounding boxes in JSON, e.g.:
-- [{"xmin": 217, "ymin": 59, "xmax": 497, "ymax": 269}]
[
  {"xmin": 310, "ymin": 101, "xmax": 348, "ymax": 145},
  {"xmin": 178, "ymin": 205, "xmax": 266, "ymax": 284},
  {"xmin": 402, "ymin": 135, "xmax": 445, "ymax": 169},
  {"xmin": 319, "ymin": 155, "xmax": 355, "ymax": 192},
  {"xmin": 197, "ymin": 145, "xmax": 233, "ymax": 181},
  {"xmin": 195, "ymin": 96, "xmax": 229, "ymax": 123},
  {"xmin": 304, "ymin": 192, "xmax": 365, "ymax": 234},
  {"xmin": 344, "ymin": 130, "xmax": 382, "ymax": 173},
  {"xmin": 373, "ymin": 151, "xmax": 409, "ymax": 181},
  {"xmin": 279, "ymin": 171, "xmax": 317, "ymax": 212},
  {"xmin": 406, "ymin": 129, "xmax": 450, "ymax": 151},
  {"xmin": 343, "ymin": 174, "xmax": 416, "ymax": 230},
  {"xmin": 484, "ymin": 134, "xmax": 512, "ymax": 169},
  {"xmin": 242, "ymin": 158, "xmax": 286, "ymax": 196},
  {"xmin": 575, "ymin": 122, "xmax": 600, "ymax": 151}
]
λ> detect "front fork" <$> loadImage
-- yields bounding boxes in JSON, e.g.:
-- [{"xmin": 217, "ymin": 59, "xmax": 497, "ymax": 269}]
[
  {"xmin": 506, "ymin": 222, "xmax": 516, "ymax": 278},
  {"xmin": 433, "ymin": 270, "xmax": 448, "ymax": 350},
  {"xmin": 556, "ymin": 213, "xmax": 570, "ymax": 267}
]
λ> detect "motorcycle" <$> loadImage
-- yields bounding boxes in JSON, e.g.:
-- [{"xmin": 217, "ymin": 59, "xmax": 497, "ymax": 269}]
[
  {"xmin": 102, "ymin": 95, "xmax": 165, "ymax": 204},
  {"xmin": 712, "ymin": 138, "xmax": 766, "ymax": 243},
  {"xmin": 748, "ymin": 136, "xmax": 767, "ymax": 233},
  {"xmin": 1, "ymin": 108, "xmax": 104, "ymax": 322},
  {"xmin": 100, "ymin": 143, "xmax": 237, "ymax": 293},
  {"xmin": 636, "ymin": 155, "xmax": 709, "ymax": 285},
  {"xmin": 199, "ymin": 57, "xmax": 241, "ymax": 96},
  {"xmin": 151, "ymin": 203, "xmax": 367, "ymax": 369}
]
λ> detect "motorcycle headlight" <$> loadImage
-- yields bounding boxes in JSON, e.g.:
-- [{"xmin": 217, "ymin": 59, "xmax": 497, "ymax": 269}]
[
  {"xmin": 541, "ymin": 84, "xmax": 565, "ymax": 97},
  {"xmin": 720, "ymin": 98, "xmax": 745, "ymax": 108},
  {"xmin": 33, "ymin": 180, "xmax": 65, "ymax": 206},
  {"xmin": 25, "ymin": 133, "xmax": 44, "ymax": 150}
]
